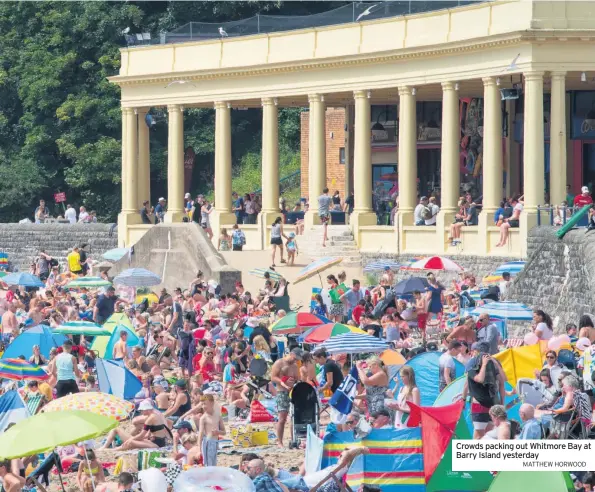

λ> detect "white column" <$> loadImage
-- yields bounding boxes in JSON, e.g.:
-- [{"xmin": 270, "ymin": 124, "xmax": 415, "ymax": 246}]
[
  {"xmin": 211, "ymin": 101, "xmax": 236, "ymax": 235},
  {"xmin": 440, "ymin": 82, "xmax": 460, "ymax": 214},
  {"xmin": 305, "ymin": 94, "xmax": 326, "ymax": 226},
  {"xmin": 523, "ymin": 72, "xmax": 545, "ymax": 212},
  {"xmin": 350, "ymin": 90, "xmax": 377, "ymax": 235},
  {"xmin": 550, "ymin": 71, "xmax": 567, "ymax": 207},
  {"xmin": 123, "ymin": 107, "xmax": 138, "ymax": 213},
  {"xmin": 261, "ymin": 97, "xmax": 279, "ymax": 216},
  {"xmin": 137, "ymin": 108, "xmax": 151, "ymax": 208},
  {"xmin": 397, "ymin": 86, "xmax": 417, "ymax": 220},
  {"xmin": 482, "ymin": 76, "xmax": 503, "ymax": 216},
  {"xmin": 164, "ymin": 104, "xmax": 185, "ymax": 222}
]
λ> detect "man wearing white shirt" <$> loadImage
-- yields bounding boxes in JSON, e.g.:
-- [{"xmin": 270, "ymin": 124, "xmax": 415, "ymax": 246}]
[
  {"xmin": 64, "ymin": 204, "xmax": 77, "ymax": 224},
  {"xmin": 78, "ymin": 206, "xmax": 90, "ymax": 223},
  {"xmin": 498, "ymin": 272, "xmax": 511, "ymax": 299}
]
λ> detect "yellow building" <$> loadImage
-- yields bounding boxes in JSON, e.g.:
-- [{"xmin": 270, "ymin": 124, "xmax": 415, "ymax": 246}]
[{"xmin": 110, "ymin": 0, "xmax": 595, "ymax": 258}]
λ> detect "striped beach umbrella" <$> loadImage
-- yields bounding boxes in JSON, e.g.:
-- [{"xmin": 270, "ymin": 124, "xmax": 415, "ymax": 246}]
[
  {"xmin": 469, "ymin": 301, "xmax": 533, "ymax": 321},
  {"xmin": 293, "ymin": 257, "xmax": 343, "ymax": 285},
  {"xmin": 0, "ymin": 359, "xmax": 49, "ymax": 381},
  {"xmin": 494, "ymin": 261, "xmax": 526, "ymax": 275},
  {"xmin": 249, "ymin": 268, "xmax": 282, "ymax": 280},
  {"xmin": 113, "ymin": 268, "xmax": 161, "ymax": 287},
  {"xmin": 407, "ymin": 256, "xmax": 463, "ymax": 272},
  {"xmin": 301, "ymin": 323, "xmax": 365, "ymax": 344},
  {"xmin": 363, "ymin": 260, "xmax": 401, "ymax": 273},
  {"xmin": 318, "ymin": 332, "xmax": 389, "ymax": 355},
  {"xmin": 54, "ymin": 321, "xmax": 111, "ymax": 337},
  {"xmin": 270, "ymin": 311, "xmax": 329, "ymax": 335},
  {"xmin": 66, "ymin": 277, "xmax": 112, "ymax": 289}
]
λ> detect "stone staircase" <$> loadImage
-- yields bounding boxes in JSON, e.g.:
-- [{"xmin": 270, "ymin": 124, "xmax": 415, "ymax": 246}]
[
  {"xmin": 0, "ymin": 223, "xmax": 118, "ymax": 271},
  {"xmin": 301, "ymin": 225, "xmax": 362, "ymax": 266}
]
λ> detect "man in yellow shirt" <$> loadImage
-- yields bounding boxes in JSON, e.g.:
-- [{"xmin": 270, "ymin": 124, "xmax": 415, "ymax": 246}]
[{"xmin": 67, "ymin": 247, "xmax": 82, "ymax": 275}]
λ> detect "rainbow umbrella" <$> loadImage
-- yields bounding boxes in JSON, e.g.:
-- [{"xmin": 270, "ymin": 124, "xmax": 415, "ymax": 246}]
[
  {"xmin": 301, "ymin": 323, "xmax": 365, "ymax": 344},
  {"xmin": 481, "ymin": 273, "xmax": 504, "ymax": 285},
  {"xmin": 270, "ymin": 311, "xmax": 330, "ymax": 335},
  {"xmin": 0, "ymin": 358, "xmax": 49, "ymax": 381},
  {"xmin": 293, "ymin": 257, "xmax": 343, "ymax": 285},
  {"xmin": 43, "ymin": 392, "xmax": 134, "ymax": 421}
]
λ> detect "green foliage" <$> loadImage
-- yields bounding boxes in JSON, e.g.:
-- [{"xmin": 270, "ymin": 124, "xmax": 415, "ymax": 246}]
[{"xmin": 0, "ymin": 1, "xmax": 333, "ymax": 222}]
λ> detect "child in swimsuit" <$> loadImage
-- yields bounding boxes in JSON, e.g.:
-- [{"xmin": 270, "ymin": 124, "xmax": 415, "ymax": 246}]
[
  {"xmin": 285, "ymin": 232, "xmax": 298, "ymax": 266},
  {"xmin": 76, "ymin": 449, "xmax": 105, "ymax": 492}
]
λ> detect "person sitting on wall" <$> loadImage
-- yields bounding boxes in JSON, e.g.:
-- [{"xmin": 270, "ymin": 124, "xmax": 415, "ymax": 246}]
[{"xmin": 496, "ymin": 195, "xmax": 523, "ymax": 247}]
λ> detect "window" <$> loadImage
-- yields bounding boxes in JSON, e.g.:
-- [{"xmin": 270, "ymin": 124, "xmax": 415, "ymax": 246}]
[{"xmin": 339, "ymin": 147, "xmax": 345, "ymax": 164}]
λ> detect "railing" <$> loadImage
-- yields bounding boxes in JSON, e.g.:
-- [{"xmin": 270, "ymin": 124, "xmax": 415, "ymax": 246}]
[
  {"xmin": 536, "ymin": 205, "xmax": 572, "ymax": 227},
  {"xmin": 126, "ymin": 1, "xmax": 486, "ymax": 46}
]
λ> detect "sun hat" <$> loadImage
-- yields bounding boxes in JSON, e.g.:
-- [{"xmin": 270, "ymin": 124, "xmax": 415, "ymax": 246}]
[{"xmin": 138, "ymin": 400, "xmax": 154, "ymax": 411}]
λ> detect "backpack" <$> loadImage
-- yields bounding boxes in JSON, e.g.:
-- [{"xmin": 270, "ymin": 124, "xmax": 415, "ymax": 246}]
[{"xmin": 421, "ymin": 206, "xmax": 433, "ymax": 221}]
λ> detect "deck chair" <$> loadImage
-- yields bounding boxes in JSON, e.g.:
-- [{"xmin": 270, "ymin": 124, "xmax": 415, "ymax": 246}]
[{"xmin": 310, "ymin": 448, "xmax": 366, "ymax": 492}]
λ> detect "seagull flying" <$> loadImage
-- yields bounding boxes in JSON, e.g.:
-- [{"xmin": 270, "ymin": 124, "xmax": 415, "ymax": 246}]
[
  {"xmin": 219, "ymin": 27, "xmax": 228, "ymax": 37},
  {"xmin": 507, "ymin": 53, "xmax": 520, "ymax": 71},
  {"xmin": 164, "ymin": 80, "xmax": 197, "ymax": 89},
  {"xmin": 356, "ymin": 3, "xmax": 379, "ymax": 22},
  {"xmin": 121, "ymin": 27, "xmax": 130, "ymax": 35}
]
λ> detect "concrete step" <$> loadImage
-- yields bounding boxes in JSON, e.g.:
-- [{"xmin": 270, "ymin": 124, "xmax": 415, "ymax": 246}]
[{"xmin": 304, "ymin": 244, "xmax": 359, "ymax": 253}]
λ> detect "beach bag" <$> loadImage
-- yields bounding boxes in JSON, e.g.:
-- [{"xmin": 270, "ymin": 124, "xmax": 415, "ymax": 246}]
[
  {"xmin": 249, "ymin": 400, "xmax": 275, "ymax": 423},
  {"xmin": 137, "ymin": 450, "xmax": 167, "ymax": 471},
  {"xmin": 251, "ymin": 426, "xmax": 269, "ymax": 446},
  {"xmin": 230, "ymin": 424, "xmax": 253, "ymax": 448},
  {"xmin": 114, "ymin": 454, "xmax": 138, "ymax": 475}
]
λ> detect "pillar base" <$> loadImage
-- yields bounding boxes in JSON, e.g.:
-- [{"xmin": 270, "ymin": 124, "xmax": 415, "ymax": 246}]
[
  {"xmin": 117, "ymin": 211, "xmax": 141, "ymax": 247},
  {"xmin": 477, "ymin": 212, "xmax": 492, "ymax": 255},
  {"xmin": 210, "ymin": 210, "xmax": 237, "ymax": 244},
  {"xmin": 163, "ymin": 210, "xmax": 186, "ymax": 224},
  {"xmin": 396, "ymin": 210, "xmax": 414, "ymax": 253},
  {"xmin": 435, "ymin": 210, "xmax": 457, "ymax": 253},
  {"xmin": 349, "ymin": 211, "xmax": 378, "ymax": 248},
  {"xmin": 519, "ymin": 210, "xmax": 538, "ymax": 257},
  {"xmin": 304, "ymin": 210, "xmax": 322, "ymax": 229}
]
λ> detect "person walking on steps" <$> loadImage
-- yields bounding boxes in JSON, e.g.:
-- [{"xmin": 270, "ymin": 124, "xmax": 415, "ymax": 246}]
[
  {"xmin": 270, "ymin": 216, "xmax": 287, "ymax": 269},
  {"xmin": 318, "ymin": 188, "xmax": 332, "ymax": 247}
]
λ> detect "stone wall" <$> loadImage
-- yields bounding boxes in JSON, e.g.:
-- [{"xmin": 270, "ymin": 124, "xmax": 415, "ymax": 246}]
[
  {"xmin": 0, "ymin": 223, "xmax": 118, "ymax": 270},
  {"xmin": 108, "ymin": 223, "xmax": 241, "ymax": 294},
  {"xmin": 507, "ymin": 227, "xmax": 595, "ymax": 333}
]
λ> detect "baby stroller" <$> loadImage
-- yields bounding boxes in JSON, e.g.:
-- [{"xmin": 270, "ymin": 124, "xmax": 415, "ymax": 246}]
[{"xmin": 289, "ymin": 382, "xmax": 319, "ymax": 449}]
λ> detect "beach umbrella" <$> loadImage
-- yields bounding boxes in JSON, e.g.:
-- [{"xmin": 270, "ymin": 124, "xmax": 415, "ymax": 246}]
[
  {"xmin": 248, "ymin": 268, "xmax": 282, "ymax": 280},
  {"xmin": 380, "ymin": 349, "xmax": 406, "ymax": 366},
  {"xmin": 301, "ymin": 323, "xmax": 365, "ymax": 344},
  {"xmin": 318, "ymin": 332, "xmax": 389, "ymax": 355},
  {"xmin": 399, "ymin": 257, "xmax": 424, "ymax": 270},
  {"xmin": 488, "ymin": 472, "xmax": 573, "ymax": 492},
  {"xmin": 494, "ymin": 260, "xmax": 526, "ymax": 275},
  {"xmin": 113, "ymin": 267, "xmax": 161, "ymax": 287},
  {"xmin": 393, "ymin": 277, "xmax": 429, "ymax": 297},
  {"xmin": 293, "ymin": 257, "xmax": 343, "ymax": 285},
  {"xmin": 407, "ymin": 256, "xmax": 463, "ymax": 272},
  {"xmin": 0, "ymin": 359, "xmax": 49, "ymax": 381},
  {"xmin": 0, "ymin": 410, "xmax": 118, "ymax": 459},
  {"xmin": 481, "ymin": 273, "xmax": 504, "ymax": 285},
  {"xmin": 469, "ymin": 301, "xmax": 533, "ymax": 321},
  {"xmin": 43, "ymin": 392, "xmax": 134, "ymax": 421},
  {"xmin": 66, "ymin": 276, "xmax": 111, "ymax": 289},
  {"xmin": 54, "ymin": 321, "xmax": 111, "ymax": 337},
  {"xmin": 363, "ymin": 260, "xmax": 401, "ymax": 273},
  {"xmin": 1, "ymin": 272, "xmax": 44, "ymax": 288},
  {"xmin": 270, "ymin": 311, "xmax": 330, "ymax": 335},
  {"xmin": 3, "ymin": 324, "xmax": 67, "ymax": 360},
  {"xmin": 102, "ymin": 248, "xmax": 130, "ymax": 262}
]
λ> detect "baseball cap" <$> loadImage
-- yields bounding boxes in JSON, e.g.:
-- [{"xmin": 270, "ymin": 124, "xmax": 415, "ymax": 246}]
[
  {"xmin": 290, "ymin": 348, "xmax": 305, "ymax": 360},
  {"xmin": 582, "ymin": 186, "xmax": 590, "ymax": 193},
  {"xmin": 185, "ymin": 193, "xmax": 191, "ymax": 198},
  {"xmin": 420, "ymin": 196, "xmax": 428, "ymax": 201},
  {"xmin": 175, "ymin": 379, "xmax": 187, "ymax": 389},
  {"xmin": 173, "ymin": 420, "xmax": 193, "ymax": 431},
  {"xmin": 138, "ymin": 400, "xmax": 154, "ymax": 411},
  {"xmin": 158, "ymin": 197, "xmax": 166, "ymax": 202}
]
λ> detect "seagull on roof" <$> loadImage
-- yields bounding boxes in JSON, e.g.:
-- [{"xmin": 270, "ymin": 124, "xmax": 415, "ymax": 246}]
[
  {"xmin": 507, "ymin": 53, "xmax": 521, "ymax": 71},
  {"xmin": 356, "ymin": 4, "xmax": 379, "ymax": 22},
  {"xmin": 219, "ymin": 27, "xmax": 228, "ymax": 37},
  {"xmin": 165, "ymin": 80, "xmax": 197, "ymax": 89}
]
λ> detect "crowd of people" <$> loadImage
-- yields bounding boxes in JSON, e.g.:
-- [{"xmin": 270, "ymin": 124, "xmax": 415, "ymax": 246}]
[{"xmin": 3, "ymin": 236, "xmax": 595, "ymax": 491}]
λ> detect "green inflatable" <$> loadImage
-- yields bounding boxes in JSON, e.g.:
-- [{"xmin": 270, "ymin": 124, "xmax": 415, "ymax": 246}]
[
  {"xmin": 488, "ymin": 471, "xmax": 573, "ymax": 492},
  {"xmin": 556, "ymin": 204, "xmax": 590, "ymax": 239}
]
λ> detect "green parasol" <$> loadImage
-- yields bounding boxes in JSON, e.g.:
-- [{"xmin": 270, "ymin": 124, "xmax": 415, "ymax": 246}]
[
  {"xmin": 488, "ymin": 472, "xmax": 573, "ymax": 492},
  {"xmin": 66, "ymin": 276, "xmax": 112, "ymax": 289},
  {"xmin": 54, "ymin": 321, "xmax": 111, "ymax": 337},
  {"xmin": 0, "ymin": 410, "xmax": 118, "ymax": 459}
]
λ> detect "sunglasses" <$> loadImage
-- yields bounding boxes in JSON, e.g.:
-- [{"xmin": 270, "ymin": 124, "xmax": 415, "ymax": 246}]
[{"xmin": 547, "ymin": 355, "xmax": 556, "ymax": 359}]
